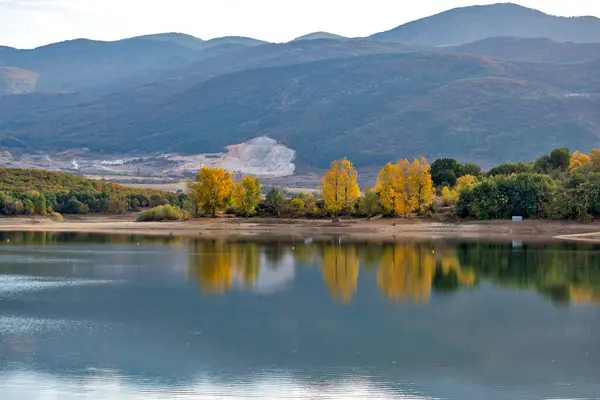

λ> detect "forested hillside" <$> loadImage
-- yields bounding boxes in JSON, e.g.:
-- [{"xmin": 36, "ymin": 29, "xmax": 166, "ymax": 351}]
[
  {"xmin": 2, "ymin": 52, "xmax": 599, "ymax": 167},
  {"xmin": 0, "ymin": 168, "xmax": 179, "ymax": 215}
]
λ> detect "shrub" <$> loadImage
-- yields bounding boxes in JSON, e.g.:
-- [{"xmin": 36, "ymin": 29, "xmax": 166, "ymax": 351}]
[
  {"xmin": 136, "ymin": 205, "xmax": 189, "ymax": 222},
  {"xmin": 265, "ymin": 187, "xmax": 285, "ymax": 216},
  {"xmin": 106, "ymin": 198, "xmax": 127, "ymax": 214},
  {"xmin": 50, "ymin": 211, "xmax": 63, "ymax": 221},
  {"xmin": 150, "ymin": 194, "xmax": 169, "ymax": 208},
  {"xmin": 290, "ymin": 197, "xmax": 306, "ymax": 213}
]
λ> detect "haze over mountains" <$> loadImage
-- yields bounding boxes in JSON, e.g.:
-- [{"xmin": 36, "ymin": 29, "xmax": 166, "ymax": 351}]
[{"xmin": 1, "ymin": 3, "xmax": 600, "ymax": 169}]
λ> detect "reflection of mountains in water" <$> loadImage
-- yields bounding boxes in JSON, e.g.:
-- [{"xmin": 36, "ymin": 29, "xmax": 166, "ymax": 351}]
[{"xmin": 187, "ymin": 240, "xmax": 600, "ymax": 306}]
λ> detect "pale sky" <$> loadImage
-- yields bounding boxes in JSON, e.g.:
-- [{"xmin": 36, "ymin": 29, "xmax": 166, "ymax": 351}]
[{"xmin": 1, "ymin": 0, "xmax": 600, "ymax": 49}]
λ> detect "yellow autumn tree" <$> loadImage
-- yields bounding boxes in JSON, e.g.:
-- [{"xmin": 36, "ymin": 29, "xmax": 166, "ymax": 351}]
[
  {"xmin": 321, "ymin": 158, "xmax": 360, "ymax": 216},
  {"xmin": 190, "ymin": 167, "xmax": 233, "ymax": 216},
  {"xmin": 376, "ymin": 159, "xmax": 426, "ymax": 217},
  {"xmin": 376, "ymin": 162, "xmax": 400, "ymax": 214},
  {"xmin": 569, "ymin": 151, "xmax": 591, "ymax": 171},
  {"xmin": 232, "ymin": 175, "xmax": 262, "ymax": 216},
  {"xmin": 410, "ymin": 157, "xmax": 435, "ymax": 214},
  {"xmin": 395, "ymin": 159, "xmax": 419, "ymax": 217},
  {"xmin": 321, "ymin": 244, "xmax": 360, "ymax": 304},
  {"xmin": 456, "ymin": 174, "xmax": 476, "ymax": 191},
  {"xmin": 441, "ymin": 186, "xmax": 459, "ymax": 206}
]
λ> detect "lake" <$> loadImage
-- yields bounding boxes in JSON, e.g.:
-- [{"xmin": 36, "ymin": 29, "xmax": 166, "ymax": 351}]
[{"xmin": 1, "ymin": 231, "xmax": 599, "ymax": 399}]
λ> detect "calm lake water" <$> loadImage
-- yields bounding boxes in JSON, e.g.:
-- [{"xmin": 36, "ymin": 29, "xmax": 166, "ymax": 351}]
[{"xmin": 1, "ymin": 231, "xmax": 600, "ymax": 400}]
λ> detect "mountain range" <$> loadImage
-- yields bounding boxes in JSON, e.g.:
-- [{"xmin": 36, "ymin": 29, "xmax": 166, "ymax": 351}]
[{"xmin": 1, "ymin": 2, "xmax": 600, "ymax": 169}]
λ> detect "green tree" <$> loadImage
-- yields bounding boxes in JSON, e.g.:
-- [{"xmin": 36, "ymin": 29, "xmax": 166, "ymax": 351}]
[
  {"xmin": 550, "ymin": 148, "xmax": 571, "ymax": 171},
  {"xmin": 232, "ymin": 176, "xmax": 262, "ymax": 216},
  {"xmin": 457, "ymin": 163, "xmax": 482, "ymax": 177},
  {"xmin": 265, "ymin": 187, "xmax": 285, "ymax": 216},
  {"xmin": 488, "ymin": 162, "xmax": 532, "ymax": 176},
  {"xmin": 533, "ymin": 154, "xmax": 553, "ymax": 174},
  {"xmin": 431, "ymin": 158, "xmax": 459, "ymax": 187},
  {"xmin": 358, "ymin": 188, "xmax": 382, "ymax": 218}
]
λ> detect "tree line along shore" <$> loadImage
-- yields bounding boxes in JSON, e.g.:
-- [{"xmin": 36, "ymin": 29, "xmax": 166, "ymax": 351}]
[{"xmin": 0, "ymin": 147, "xmax": 599, "ymax": 223}]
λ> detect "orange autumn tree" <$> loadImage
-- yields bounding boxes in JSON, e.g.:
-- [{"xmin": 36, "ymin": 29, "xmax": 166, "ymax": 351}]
[
  {"xmin": 569, "ymin": 151, "xmax": 591, "ymax": 171},
  {"xmin": 321, "ymin": 158, "xmax": 360, "ymax": 216},
  {"xmin": 232, "ymin": 175, "xmax": 262, "ymax": 216},
  {"xmin": 190, "ymin": 167, "xmax": 233, "ymax": 216}
]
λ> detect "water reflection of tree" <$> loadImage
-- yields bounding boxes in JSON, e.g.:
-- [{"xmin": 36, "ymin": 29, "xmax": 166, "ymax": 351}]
[
  {"xmin": 185, "ymin": 239, "xmax": 600, "ymax": 307},
  {"xmin": 317, "ymin": 242, "xmax": 475, "ymax": 305},
  {"xmin": 321, "ymin": 244, "xmax": 359, "ymax": 304},
  {"xmin": 0, "ymin": 231, "xmax": 188, "ymax": 246},
  {"xmin": 376, "ymin": 243, "xmax": 435, "ymax": 304},
  {"xmin": 456, "ymin": 243, "xmax": 600, "ymax": 306},
  {"xmin": 188, "ymin": 241, "xmax": 261, "ymax": 294}
]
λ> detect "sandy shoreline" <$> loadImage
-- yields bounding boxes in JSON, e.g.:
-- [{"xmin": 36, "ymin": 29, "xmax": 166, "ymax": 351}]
[{"xmin": 0, "ymin": 214, "xmax": 599, "ymax": 243}]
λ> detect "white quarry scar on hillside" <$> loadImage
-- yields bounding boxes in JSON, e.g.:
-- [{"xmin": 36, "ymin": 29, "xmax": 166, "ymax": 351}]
[
  {"xmin": 168, "ymin": 137, "xmax": 296, "ymax": 177},
  {"xmin": 0, "ymin": 137, "xmax": 296, "ymax": 178}
]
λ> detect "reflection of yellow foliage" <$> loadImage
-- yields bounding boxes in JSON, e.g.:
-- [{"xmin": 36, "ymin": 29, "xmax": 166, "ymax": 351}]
[
  {"xmin": 377, "ymin": 244, "xmax": 435, "ymax": 304},
  {"xmin": 190, "ymin": 242, "xmax": 233, "ymax": 294},
  {"xmin": 569, "ymin": 286, "xmax": 600, "ymax": 305},
  {"xmin": 322, "ymin": 245, "xmax": 360, "ymax": 304},
  {"xmin": 189, "ymin": 241, "xmax": 261, "ymax": 294},
  {"xmin": 231, "ymin": 243, "xmax": 261, "ymax": 286},
  {"xmin": 440, "ymin": 252, "xmax": 476, "ymax": 286}
]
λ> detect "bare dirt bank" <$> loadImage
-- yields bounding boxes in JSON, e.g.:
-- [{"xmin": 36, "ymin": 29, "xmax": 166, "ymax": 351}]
[{"xmin": 1, "ymin": 214, "xmax": 599, "ymax": 243}]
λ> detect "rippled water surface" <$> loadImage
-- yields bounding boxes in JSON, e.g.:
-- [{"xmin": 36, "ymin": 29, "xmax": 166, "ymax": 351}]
[{"xmin": 1, "ymin": 231, "xmax": 600, "ymax": 399}]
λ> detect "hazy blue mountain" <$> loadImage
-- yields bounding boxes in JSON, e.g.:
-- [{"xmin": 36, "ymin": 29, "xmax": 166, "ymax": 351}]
[
  {"xmin": 131, "ymin": 32, "xmax": 206, "ymax": 49},
  {"xmin": 0, "ymin": 34, "xmax": 265, "ymax": 93},
  {"xmin": 371, "ymin": 3, "xmax": 600, "ymax": 45},
  {"xmin": 294, "ymin": 32, "xmax": 350, "ymax": 41}
]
